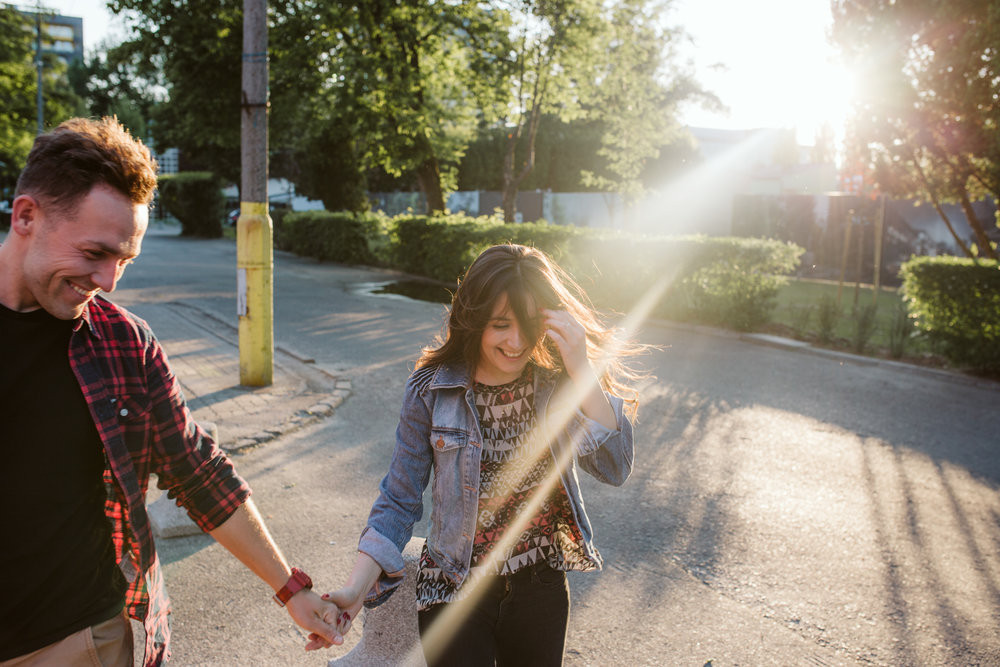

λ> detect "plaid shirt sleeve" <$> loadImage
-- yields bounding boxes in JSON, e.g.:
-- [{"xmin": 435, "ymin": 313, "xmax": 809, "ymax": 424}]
[{"xmin": 70, "ymin": 298, "xmax": 251, "ymax": 667}]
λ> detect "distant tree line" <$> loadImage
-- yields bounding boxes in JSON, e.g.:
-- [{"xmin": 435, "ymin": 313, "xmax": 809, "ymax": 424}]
[{"xmin": 0, "ymin": 0, "xmax": 716, "ymax": 222}]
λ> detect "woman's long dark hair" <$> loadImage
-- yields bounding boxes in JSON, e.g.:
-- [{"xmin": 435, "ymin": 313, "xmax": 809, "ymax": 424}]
[{"xmin": 417, "ymin": 244, "xmax": 647, "ymax": 418}]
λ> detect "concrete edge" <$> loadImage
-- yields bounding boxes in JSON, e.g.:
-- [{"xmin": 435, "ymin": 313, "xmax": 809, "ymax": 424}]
[
  {"xmin": 163, "ymin": 301, "xmax": 353, "ymax": 452},
  {"xmin": 647, "ymin": 317, "xmax": 1000, "ymax": 391}
]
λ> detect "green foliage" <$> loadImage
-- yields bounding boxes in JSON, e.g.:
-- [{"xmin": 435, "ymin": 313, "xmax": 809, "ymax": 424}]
[
  {"xmin": 851, "ymin": 303, "xmax": 879, "ymax": 354},
  {"xmin": 0, "ymin": 7, "xmax": 86, "ymax": 195},
  {"xmin": 157, "ymin": 172, "xmax": 224, "ymax": 238},
  {"xmin": 887, "ymin": 300, "xmax": 914, "ymax": 359},
  {"xmin": 816, "ymin": 295, "xmax": 840, "ymax": 344},
  {"xmin": 276, "ymin": 210, "xmax": 380, "ymax": 265},
  {"xmin": 579, "ymin": 0, "xmax": 713, "ymax": 206},
  {"xmin": 671, "ymin": 237, "xmax": 802, "ymax": 330},
  {"xmin": 281, "ymin": 211, "xmax": 802, "ymax": 328},
  {"xmin": 901, "ymin": 255, "xmax": 1000, "ymax": 372},
  {"xmin": 458, "ymin": 117, "xmax": 606, "ymax": 192},
  {"xmin": 112, "ymin": 0, "xmax": 243, "ymax": 184},
  {"xmin": 67, "ymin": 41, "xmax": 162, "ymax": 141},
  {"xmin": 310, "ymin": 0, "xmax": 509, "ymax": 213},
  {"xmin": 831, "ymin": 0, "xmax": 999, "ymax": 260}
]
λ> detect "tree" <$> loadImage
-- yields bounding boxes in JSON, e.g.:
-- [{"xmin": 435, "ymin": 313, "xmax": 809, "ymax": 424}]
[
  {"xmin": 112, "ymin": 0, "xmax": 244, "ymax": 184},
  {"xmin": 458, "ymin": 115, "xmax": 605, "ymax": 192},
  {"xmin": 831, "ymin": 0, "xmax": 1000, "ymax": 260},
  {"xmin": 68, "ymin": 38, "xmax": 166, "ymax": 143},
  {"xmin": 315, "ymin": 0, "xmax": 510, "ymax": 213},
  {"xmin": 495, "ymin": 0, "xmax": 604, "ymax": 222},
  {"xmin": 580, "ymin": 0, "xmax": 714, "ymax": 220},
  {"xmin": 0, "ymin": 7, "xmax": 85, "ymax": 195}
]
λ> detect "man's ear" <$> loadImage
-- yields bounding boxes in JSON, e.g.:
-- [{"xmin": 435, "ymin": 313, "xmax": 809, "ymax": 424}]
[{"xmin": 10, "ymin": 195, "xmax": 40, "ymax": 237}]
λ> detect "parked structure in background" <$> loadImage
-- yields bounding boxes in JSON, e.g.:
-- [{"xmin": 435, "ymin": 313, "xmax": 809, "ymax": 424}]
[
  {"xmin": 15, "ymin": 8, "xmax": 83, "ymax": 64},
  {"xmin": 221, "ymin": 179, "xmax": 324, "ymax": 213}
]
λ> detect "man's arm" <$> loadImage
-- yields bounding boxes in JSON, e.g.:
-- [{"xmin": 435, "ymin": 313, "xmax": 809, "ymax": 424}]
[{"xmin": 209, "ymin": 498, "xmax": 344, "ymax": 649}]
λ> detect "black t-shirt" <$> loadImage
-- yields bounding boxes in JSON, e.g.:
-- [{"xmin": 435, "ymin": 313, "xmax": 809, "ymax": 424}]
[{"xmin": 0, "ymin": 304, "xmax": 127, "ymax": 660}]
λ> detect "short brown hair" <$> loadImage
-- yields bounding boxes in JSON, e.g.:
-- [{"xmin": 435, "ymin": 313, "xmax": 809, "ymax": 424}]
[{"xmin": 15, "ymin": 117, "xmax": 158, "ymax": 214}]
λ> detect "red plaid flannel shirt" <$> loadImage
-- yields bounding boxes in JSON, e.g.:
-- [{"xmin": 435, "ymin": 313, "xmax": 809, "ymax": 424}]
[{"xmin": 69, "ymin": 296, "xmax": 251, "ymax": 666}]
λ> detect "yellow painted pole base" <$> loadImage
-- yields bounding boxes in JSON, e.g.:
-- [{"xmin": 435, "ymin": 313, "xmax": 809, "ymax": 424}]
[{"xmin": 237, "ymin": 202, "xmax": 274, "ymax": 386}]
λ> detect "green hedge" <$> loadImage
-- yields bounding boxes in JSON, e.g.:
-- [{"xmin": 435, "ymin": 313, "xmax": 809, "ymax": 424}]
[
  {"xmin": 158, "ymin": 172, "xmax": 224, "ymax": 238},
  {"xmin": 279, "ymin": 211, "xmax": 803, "ymax": 331},
  {"xmin": 901, "ymin": 256, "xmax": 1000, "ymax": 372},
  {"xmin": 276, "ymin": 210, "xmax": 383, "ymax": 264}
]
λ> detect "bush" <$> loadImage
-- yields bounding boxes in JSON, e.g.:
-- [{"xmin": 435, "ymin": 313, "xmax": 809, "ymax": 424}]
[
  {"xmin": 277, "ymin": 210, "xmax": 378, "ymax": 264},
  {"xmin": 291, "ymin": 212, "xmax": 802, "ymax": 330},
  {"xmin": 887, "ymin": 301, "xmax": 914, "ymax": 359},
  {"xmin": 901, "ymin": 255, "xmax": 1000, "ymax": 372},
  {"xmin": 668, "ymin": 236, "xmax": 803, "ymax": 330},
  {"xmin": 816, "ymin": 295, "xmax": 840, "ymax": 343},
  {"xmin": 851, "ymin": 303, "xmax": 879, "ymax": 354},
  {"xmin": 157, "ymin": 172, "xmax": 225, "ymax": 238}
]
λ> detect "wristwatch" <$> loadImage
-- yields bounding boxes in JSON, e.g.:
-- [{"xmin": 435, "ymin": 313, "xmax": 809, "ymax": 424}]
[{"xmin": 273, "ymin": 568, "xmax": 313, "ymax": 607}]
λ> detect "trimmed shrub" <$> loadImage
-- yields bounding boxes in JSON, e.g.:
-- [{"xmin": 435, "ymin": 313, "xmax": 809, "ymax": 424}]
[
  {"xmin": 277, "ymin": 210, "xmax": 377, "ymax": 264},
  {"xmin": 672, "ymin": 237, "xmax": 801, "ymax": 330},
  {"xmin": 157, "ymin": 172, "xmax": 224, "ymax": 238},
  {"xmin": 901, "ymin": 256, "xmax": 1000, "ymax": 372},
  {"xmin": 299, "ymin": 212, "xmax": 802, "ymax": 329}
]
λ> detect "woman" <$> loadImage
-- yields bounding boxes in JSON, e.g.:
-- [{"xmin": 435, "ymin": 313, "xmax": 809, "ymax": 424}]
[{"xmin": 324, "ymin": 244, "xmax": 646, "ymax": 666}]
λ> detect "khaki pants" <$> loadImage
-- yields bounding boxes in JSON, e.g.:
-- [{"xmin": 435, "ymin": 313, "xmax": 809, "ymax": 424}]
[{"xmin": 1, "ymin": 611, "xmax": 133, "ymax": 667}]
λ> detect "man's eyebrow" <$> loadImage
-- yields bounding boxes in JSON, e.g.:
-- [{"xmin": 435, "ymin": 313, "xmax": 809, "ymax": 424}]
[{"xmin": 83, "ymin": 240, "xmax": 140, "ymax": 258}]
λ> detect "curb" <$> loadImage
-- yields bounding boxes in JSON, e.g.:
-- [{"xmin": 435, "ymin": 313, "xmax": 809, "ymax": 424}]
[
  {"xmin": 648, "ymin": 318, "xmax": 1000, "ymax": 391},
  {"xmin": 164, "ymin": 301, "xmax": 353, "ymax": 452}
]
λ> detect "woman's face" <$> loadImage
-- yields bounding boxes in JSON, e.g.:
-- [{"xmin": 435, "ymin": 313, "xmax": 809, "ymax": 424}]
[{"xmin": 474, "ymin": 292, "xmax": 538, "ymax": 385}]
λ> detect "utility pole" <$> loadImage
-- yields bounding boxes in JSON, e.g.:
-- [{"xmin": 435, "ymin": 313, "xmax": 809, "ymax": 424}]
[{"xmin": 237, "ymin": 0, "xmax": 273, "ymax": 386}]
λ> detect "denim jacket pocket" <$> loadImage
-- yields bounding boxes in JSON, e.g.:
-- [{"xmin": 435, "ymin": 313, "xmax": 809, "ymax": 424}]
[{"xmin": 428, "ymin": 427, "xmax": 473, "ymax": 571}]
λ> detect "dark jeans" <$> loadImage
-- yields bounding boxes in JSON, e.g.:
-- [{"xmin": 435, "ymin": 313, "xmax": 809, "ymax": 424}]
[{"xmin": 417, "ymin": 561, "xmax": 570, "ymax": 667}]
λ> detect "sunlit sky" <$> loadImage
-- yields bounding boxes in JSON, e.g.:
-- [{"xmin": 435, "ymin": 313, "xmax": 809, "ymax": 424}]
[{"xmin": 34, "ymin": 0, "xmax": 852, "ymax": 148}]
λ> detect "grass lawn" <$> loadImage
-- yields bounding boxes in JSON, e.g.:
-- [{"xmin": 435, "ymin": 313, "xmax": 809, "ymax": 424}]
[{"xmin": 766, "ymin": 277, "xmax": 939, "ymax": 363}]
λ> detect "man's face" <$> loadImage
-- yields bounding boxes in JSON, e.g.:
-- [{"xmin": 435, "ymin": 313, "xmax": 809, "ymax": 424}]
[{"xmin": 18, "ymin": 185, "xmax": 148, "ymax": 320}]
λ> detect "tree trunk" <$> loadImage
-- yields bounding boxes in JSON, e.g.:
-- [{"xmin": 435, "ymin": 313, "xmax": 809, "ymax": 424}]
[
  {"xmin": 415, "ymin": 156, "xmax": 445, "ymax": 214},
  {"xmin": 501, "ymin": 131, "xmax": 521, "ymax": 223}
]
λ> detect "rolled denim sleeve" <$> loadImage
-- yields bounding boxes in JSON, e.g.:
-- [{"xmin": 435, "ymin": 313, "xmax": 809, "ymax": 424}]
[
  {"xmin": 571, "ymin": 393, "xmax": 634, "ymax": 486},
  {"xmin": 357, "ymin": 376, "xmax": 434, "ymax": 606}
]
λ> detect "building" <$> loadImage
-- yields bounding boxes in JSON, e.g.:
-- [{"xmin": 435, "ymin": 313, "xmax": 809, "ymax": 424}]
[{"xmin": 15, "ymin": 8, "xmax": 84, "ymax": 64}]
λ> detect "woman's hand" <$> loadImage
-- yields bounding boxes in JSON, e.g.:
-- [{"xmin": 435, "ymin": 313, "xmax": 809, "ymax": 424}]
[
  {"xmin": 541, "ymin": 308, "xmax": 590, "ymax": 378},
  {"xmin": 305, "ymin": 552, "xmax": 384, "ymax": 649},
  {"xmin": 303, "ymin": 586, "xmax": 362, "ymax": 650},
  {"xmin": 542, "ymin": 308, "xmax": 616, "ymax": 430}
]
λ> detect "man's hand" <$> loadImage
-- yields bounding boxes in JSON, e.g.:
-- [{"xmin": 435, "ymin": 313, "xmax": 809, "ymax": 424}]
[
  {"xmin": 286, "ymin": 588, "xmax": 345, "ymax": 650},
  {"xmin": 304, "ymin": 586, "xmax": 362, "ymax": 650}
]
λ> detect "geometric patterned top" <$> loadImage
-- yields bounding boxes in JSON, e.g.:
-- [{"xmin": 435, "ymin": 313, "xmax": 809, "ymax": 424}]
[{"xmin": 415, "ymin": 365, "xmax": 598, "ymax": 610}]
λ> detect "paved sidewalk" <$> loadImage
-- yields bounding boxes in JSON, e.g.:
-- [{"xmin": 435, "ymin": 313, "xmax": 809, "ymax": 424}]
[{"xmin": 126, "ymin": 299, "xmax": 352, "ymax": 452}]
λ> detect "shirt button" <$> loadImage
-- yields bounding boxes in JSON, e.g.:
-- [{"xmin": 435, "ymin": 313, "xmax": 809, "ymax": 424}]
[
  {"xmin": 119, "ymin": 408, "xmax": 129, "ymax": 417},
  {"xmin": 435, "ymin": 437, "xmax": 445, "ymax": 449}
]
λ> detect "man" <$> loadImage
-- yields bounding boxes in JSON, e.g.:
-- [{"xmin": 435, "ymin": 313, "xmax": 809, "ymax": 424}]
[{"xmin": 0, "ymin": 117, "xmax": 342, "ymax": 665}]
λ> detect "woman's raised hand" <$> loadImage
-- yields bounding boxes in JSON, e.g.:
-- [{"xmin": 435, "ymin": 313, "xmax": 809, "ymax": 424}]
[{"xmin": 541, "ymin": 308, "xmax": 590, "ymax": 377}]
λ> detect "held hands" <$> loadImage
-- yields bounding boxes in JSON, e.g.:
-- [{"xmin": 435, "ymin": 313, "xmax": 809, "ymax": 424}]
[
  {"xmin": 304, "ymin": 553, "xmax": 383, "ymax": 650},
  {"xmin": 285, "ymin": 588, "xmax": 347, "ymax": 651},
  {"xmin": 304, "ymin": 586, "xmax": 364, "ymax": 650}
]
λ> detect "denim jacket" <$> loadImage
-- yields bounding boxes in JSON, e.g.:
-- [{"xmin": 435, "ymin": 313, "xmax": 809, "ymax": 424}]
[{"xmin": 358, "ymin": 361, "xmax": 634, "ymax": 606}]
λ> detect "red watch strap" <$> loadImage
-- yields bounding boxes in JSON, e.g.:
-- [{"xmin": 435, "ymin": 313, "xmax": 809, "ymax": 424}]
[{"xmin": 273, "ymin": 568, "xmax": 313, "ymax": 607}]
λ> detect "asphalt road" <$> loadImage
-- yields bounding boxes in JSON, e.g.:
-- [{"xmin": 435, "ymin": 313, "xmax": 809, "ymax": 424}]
[{"xmin": 114, "ymin": 228, "xmax": 1000, "ymax": 666}]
